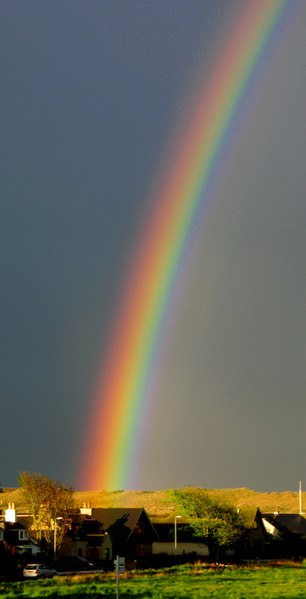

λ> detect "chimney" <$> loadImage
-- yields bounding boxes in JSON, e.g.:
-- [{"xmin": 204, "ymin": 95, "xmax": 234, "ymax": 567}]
[
  {"xmin": 5, "ymin": 503, "xmax": 16, "ymax": 523},
  {"xmin": 80, "ymin": 503, "xmax": 92, "ymax": 517}
]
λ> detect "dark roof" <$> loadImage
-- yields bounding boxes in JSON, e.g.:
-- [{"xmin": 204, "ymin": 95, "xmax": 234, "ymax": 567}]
[
  {"xmin": 90, "ymin": 508, "xmax": 141, "ymax": 530},
  {"xmin": 88, "ymin": 508, "xmax": 158, "ymax": 540},
  {"xmin": 262, "ymin": 513, "xmax": 306, "ymax": 536}
]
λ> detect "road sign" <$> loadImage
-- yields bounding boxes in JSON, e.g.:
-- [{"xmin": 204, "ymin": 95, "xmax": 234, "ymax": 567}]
[{"xmin": 114, "ymin": 556, "xmax": 125, "ymax": 574}]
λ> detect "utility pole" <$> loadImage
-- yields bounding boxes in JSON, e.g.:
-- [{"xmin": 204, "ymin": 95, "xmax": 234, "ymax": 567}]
[
  {"xmin": 53, "ymin": 519, "xmax": 57, "ymax": 558},
  {"xmin": 299, "ymin": 481, "xmax": 303, "ymax": 515}
]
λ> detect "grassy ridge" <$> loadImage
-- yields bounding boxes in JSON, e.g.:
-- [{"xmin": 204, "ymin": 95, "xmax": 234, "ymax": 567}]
[{"xmin": 1, "ymin": 487, "xmax": 303, "ymax": 521}]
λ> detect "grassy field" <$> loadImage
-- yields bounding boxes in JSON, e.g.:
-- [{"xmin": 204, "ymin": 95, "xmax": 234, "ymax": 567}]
[{"xmin": 1, "ymin": 563, "xmax": 306, "ymax": 598}]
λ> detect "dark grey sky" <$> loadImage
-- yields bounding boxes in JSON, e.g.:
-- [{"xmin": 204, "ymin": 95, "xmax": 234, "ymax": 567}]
[{"xmin": 1, "ymin": 1, "xmax": 305, "ymax": 492}]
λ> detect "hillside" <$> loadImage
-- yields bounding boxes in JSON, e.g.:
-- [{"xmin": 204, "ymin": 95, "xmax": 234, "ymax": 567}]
[{"xmin": 1, "ymin": 487, "xmax": 304, "ymax": 523}]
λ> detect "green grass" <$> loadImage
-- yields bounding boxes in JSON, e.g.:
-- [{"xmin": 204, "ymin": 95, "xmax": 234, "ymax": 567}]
[{"xmin": 1, "ymin": 563, "xmax": 306, "ymax": 598}]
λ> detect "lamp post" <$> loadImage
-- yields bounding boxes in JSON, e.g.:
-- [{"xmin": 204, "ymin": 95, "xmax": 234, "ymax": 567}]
[
  {"xmin": 174, "ymin": 515, "xmax": 182, "ymax": 550},
  {"xmin": 53, "ymin": 516, "xmax": 63, "ymax": 559}
]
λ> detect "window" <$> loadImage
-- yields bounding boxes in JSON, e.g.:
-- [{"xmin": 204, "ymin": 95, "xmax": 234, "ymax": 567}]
[{"xmin": 134, "ymin": 522, "xmax": 144, "ymax": 534}]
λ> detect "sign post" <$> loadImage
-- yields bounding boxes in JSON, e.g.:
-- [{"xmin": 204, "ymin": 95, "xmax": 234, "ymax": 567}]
[{"xmin": 114, "ymin": 556, "xmax": 125, "ymax": 599}]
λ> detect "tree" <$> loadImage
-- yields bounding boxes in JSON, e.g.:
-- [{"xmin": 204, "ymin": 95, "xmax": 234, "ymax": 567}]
[
  {"xmin": 19, "ymin": 472, "xmax": 75, "ymax": 555},
  {"xmin": 172, "ymin": 488, "xmax": 247, "ymax": 559}
]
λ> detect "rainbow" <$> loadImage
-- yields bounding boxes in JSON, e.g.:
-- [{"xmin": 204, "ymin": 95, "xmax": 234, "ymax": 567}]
[{"xmin": 79, "ymin": 0, "xmax": 296, "ymax": 490}]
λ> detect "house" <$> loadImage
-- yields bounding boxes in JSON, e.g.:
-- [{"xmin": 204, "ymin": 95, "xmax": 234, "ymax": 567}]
[
  {"xmin": 60, "ymin": 513, "xmax": 112, "ymax": 564},
  {"xmin": 252, "ymin": 509, "xmax": 306, "ymax": 559},
  {"xmin": 0, "ymin": 503, "xmax": 40, "ymax": 558},
  {"xmin": 83, "ymin": 507, "xmax": 159, "ymax": 561},
  {"xmin": 61, "ymin": 506, "xmax": 159, "ymax": 565}
]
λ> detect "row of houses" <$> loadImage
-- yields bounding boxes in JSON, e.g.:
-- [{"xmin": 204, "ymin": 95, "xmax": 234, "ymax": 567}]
[{"xmin": 2, "ymin": 502, "xmax": 306, "ymax": 570}]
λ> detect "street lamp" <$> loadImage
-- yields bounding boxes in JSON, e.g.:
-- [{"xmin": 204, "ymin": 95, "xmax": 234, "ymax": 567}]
[
  {"xmin": 174, "ymin": 515, "xmax": 182, "ymax": 550},
  {"xmin": 53, "ymin": 516, "xmax": 63, "ymax": 558}
]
